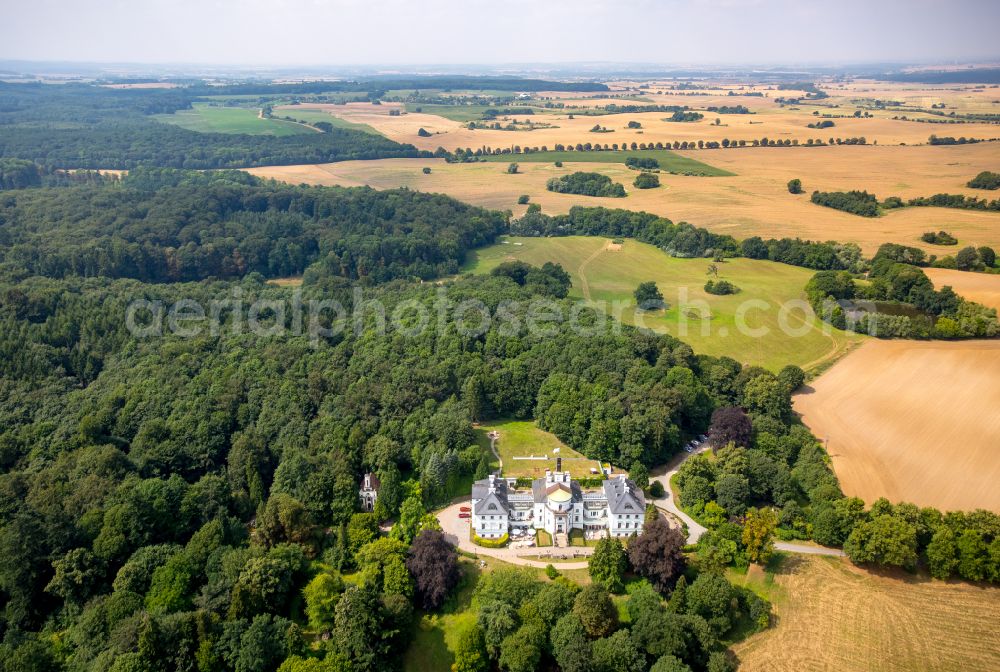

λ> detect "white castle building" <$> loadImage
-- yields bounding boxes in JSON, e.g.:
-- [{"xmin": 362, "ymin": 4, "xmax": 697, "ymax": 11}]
[{"xmin": 471, "ymin": 458, "xmax": 646, "ymax": 540}]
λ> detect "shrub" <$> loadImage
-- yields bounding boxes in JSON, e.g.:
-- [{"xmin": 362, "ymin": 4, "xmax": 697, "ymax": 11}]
[
  {"xmin": 517, "ymin": 194, "xmax": 530, "ymax": 205},
  {"xmin": 633, "ymin": 173, "xmax": 660, "ymax": 189},
  {"xmin": 422, "ymin": 167, "xmax": 432, "ymax": 175},
  {"xmin": 649, "ymin": 481, "xmax": 665, "ymax": 498},
  {"xmin": 625, "ymin": 156, "xmax": 659, "ymax": 170},
  {"xmin": 810, "ymin": 190, "xmax": 880, "ymax": 217},
  {"xmin": 920, "ymin": 231, "xmax": 958, "ymax": 246},
  {"xmin": 546, "ymin": 172, "xmax": 626, "ymax": 198},
  {"xmin": 472, "ymin": 533, "xmax": 509, "ymax": 548},
  {"xmin": 967, "ymin": 170, "xmax": 1000, "ymax": 190},
  {"xmin": 507, "ymin": 163, "xmax": 519, "ymax": 174},
  {"xmin": 787, "ymin": 178, "xmax": 802, "ymax": 194},
  {"xmin": 417, "ymin": 128, "xmax": 432, "ymax": 137},
  {"xmin": 554, "ymin": 161, "xmax": 563, "ymax": 167},
  {"xmin": 704, "ymin": 280, "xmax": 738, "ymax": 295},
  {"xmin": 545, "ymin": 564, "xmax": 560, "ymax": 580}
]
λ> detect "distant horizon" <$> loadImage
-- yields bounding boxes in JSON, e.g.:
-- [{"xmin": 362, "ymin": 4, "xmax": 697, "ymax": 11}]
[{"xmin": 4, "ymin": 0, "xmax": 999, "ymax": 67}]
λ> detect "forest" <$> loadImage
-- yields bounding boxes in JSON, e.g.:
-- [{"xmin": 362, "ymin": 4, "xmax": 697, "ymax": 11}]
[
  {"xmin": 0, "ymin": 84, "xmax": 424, "ymax": 169},
  {"xmin": 0, "ymin": 169, "xmax": 504, "ymax": 283},
  {"xmin": 1, "ymin": 168, "xmax": 998, "ymax": 672}
]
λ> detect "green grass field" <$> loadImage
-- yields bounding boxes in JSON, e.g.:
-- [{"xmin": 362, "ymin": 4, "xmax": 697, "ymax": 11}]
[
  {"xmin": 153, "ymin": 104, "xmax": 314, "ymax": 136},
  {"xmin": 274, "ymin": 108, "xmax": 384, "ymax": 136},
  {"xmin": 464, "ymin": 237, "xmax": 861, "ymax": 372},
  {"xmin": 479, "ymin": 149, "xmax": 734, "ymax": 176},
  {"xmin": 475, "ymin": 419, "xmax": 601, "ymax": 479}
]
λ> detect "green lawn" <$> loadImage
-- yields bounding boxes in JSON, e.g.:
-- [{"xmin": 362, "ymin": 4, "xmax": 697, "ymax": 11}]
[
  {"xmin": 536, "ymin": 530, "xmax": 553, "ymax": 547},
  {"xmin": 463, "ymin": 236, "xmax": 861, "ymax": 372},
  {"xmin": 153, "ymin": 104, "xmax": 313, "ymax": 136},
  {"xmin": 479, "ymin": 149, "xmax": 734, "ymax": 176},
  {"xmin": 474, "ymin": 419, "xmax": 601, "ymax": 479}
]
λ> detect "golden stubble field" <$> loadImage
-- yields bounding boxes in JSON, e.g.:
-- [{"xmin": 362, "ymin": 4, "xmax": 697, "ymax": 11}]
[
  {"xmin": 793, "ymin": 339, "xmax": 1000, "ymax": 513},
  {"xmin": 248, "ymin": 142, "xmax": 1000, "ymax": 255},
  {"xmin": 732, "ymin": 555, "xmax": 1000, "ymax": 672},
  {"xmin": 924, "ymin": 267, "xmax": 1000, "ymax": 311},
  {"xmin": 278, "ymin": 100, "xmax": 1000, "ymax": 152}
]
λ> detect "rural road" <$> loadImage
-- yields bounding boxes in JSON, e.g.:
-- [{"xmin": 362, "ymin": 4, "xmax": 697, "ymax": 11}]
[
  {"xmin": 435, "ymin": 441, "xmax": 843, "ymax": 566},
  {"xmin": 649, "ymin": 443, "xmax": 844, "ymax": 556}
]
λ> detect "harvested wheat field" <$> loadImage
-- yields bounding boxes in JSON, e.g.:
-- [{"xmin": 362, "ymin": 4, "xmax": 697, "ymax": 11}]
[
  {"xmin": 924, "ymin": 268, "xmax": 1000, "ymax": 312},
  {"xmin": 732, "ymin": 555, "xmax": 1000, "ymax": 672},
  {"xmin": 794, "ymin": 339, "xmax": 1000, "ymax": 513},
  {"xmin": 279, "ymin": 98, "xmax": 1000, "ymax": 152},
  {"xmin": 249, "ymin": 142, "xmax": 1000, "ymax": 255}
]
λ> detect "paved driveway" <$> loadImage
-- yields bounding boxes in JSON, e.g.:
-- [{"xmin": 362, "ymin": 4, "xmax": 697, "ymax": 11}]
[{"xmin": 436, "ymin": 500, "xmax": 594, "ymax": 569}]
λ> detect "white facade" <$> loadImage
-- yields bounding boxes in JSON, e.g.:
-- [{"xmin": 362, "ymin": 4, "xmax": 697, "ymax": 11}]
[{"xmin": 470, "ymin": 468, "xmax": 645, "ymax": 541}]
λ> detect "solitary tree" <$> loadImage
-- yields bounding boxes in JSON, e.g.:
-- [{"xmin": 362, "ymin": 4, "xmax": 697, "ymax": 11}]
[
  {"xmin": 787, "ymin": 178, "xmax": 803, "ymax": 194},
  {"xmin": 406, "ymin": 529, "xmax": 460, "ymax": 610},
  {"xmin": 507, "ymin": 163, "xmax": 520, "ymax": 174},
  {"xmin": 627, "ymin": 518, "xmax": 687, "ymax": 593},
  {"xmin": 634, "ymin": 281, "xmax": 665, "ymax": 310},
  {"xmin": 707, "ymin": 407, "xmax": 752, "ymax": 451}
]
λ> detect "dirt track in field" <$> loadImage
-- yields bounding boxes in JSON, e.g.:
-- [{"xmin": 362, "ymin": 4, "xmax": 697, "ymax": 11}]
[{"xmin": 794, "ymin": 339, "xmax": 1000, "ymax": 513}]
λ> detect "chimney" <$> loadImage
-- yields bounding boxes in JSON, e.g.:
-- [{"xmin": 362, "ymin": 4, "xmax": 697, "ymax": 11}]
[
  {"xmin": 488, "ymin": 473, "xmax": 495, "ymax": 494},
  {"xmin": 556, "ymin": 456, "xmax": 562, "ymax": 473}
]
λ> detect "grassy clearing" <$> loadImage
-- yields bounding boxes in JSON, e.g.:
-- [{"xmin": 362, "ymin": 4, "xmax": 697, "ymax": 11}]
[
  {"xmin": 464, "ymin": 236, "xmax": 861, "ymax": 372},
  {"xmin": 474, "ymin": 419, "xmax": 600, "ymax": 479},
  {"xmin": 732, "ymin": 554, "xmax": 1000, "ymax": 672},
  {"xmin": 274, "ymin": 108, "xmax": 384, "ymax": 136},
  {"xmin": 153, "ymin": 104, "xmax": 313, "ymax": 136},
  {"xmin": 479, "ymin": 149, "xmax": 733, "ymax": 176}
]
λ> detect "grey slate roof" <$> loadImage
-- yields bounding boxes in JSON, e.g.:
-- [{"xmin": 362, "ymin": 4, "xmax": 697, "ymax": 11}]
[
  {"xmin": 603, "ymin": 477, "xmax": 645, "ymax": 515},
  {"xmin": 472, "ymin": 477, "xmax": 509, "ymax": 515}
]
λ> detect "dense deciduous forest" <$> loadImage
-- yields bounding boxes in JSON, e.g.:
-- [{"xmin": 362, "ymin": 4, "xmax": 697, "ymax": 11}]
[
  {"xmin": 0, "ymin": 172, "xmax": 800, "ymax": 670},
  {"xmin": 0, "ymin": 169, "xmax": 504, "ymax": 283},
  {"xmin": 0, "ymin": 84, "xmax": 424, "ymax": 169},
  {"xmin": 0, "ymin": 159, "xmax": 997, "ymax": 672}
]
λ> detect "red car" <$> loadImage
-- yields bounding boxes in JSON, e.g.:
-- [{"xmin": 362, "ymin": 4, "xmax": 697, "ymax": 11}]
[
  {"xmin": 459, "ymin": 512, "xmax": 471, "ymax": 519},
  {"xmin": 460, "ymin": 506, "xmax": 471, "ymax": 512}
]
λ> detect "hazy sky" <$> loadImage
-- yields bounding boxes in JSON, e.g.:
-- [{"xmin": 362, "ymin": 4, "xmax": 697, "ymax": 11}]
[{"xmin": 3, "ymin": 0, "xmax": 999, "ymax": 67}]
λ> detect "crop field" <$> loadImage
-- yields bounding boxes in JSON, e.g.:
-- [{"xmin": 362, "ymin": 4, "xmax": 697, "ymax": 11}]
[
  {"xmin": 153, "ymin": 103, "xmax": 314, "ymax": 136},
  {"xmin": 296, "ymin": 93, "xmax": 1000, "ymax": 152},
  {"xmin": 924, "ymin": 268, "xmax": 1000, "ymax": 311},
  {"xmin": 794, "ymin": 339, "xmax": 1000, "ymax": 513},
  {"xmin": 463, "ymin": 236, "xmax": 861, "ymax": 372},
  {"xmin": 474, "ymin": 419, "xmax": 600, "ymax": 479},
  {"xmin": 249, "ymin": 141, "xmax": 1000, "ymax": 255},
  {"xmin": 478, "ymin": 148, "xmax": 734, "ymax": 176},
  {"xmin": 732, "ymin": 554, "xmax": 1000, "ymax": 672}
]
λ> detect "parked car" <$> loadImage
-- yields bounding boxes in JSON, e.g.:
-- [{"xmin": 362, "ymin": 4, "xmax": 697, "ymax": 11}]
[
  {"xmin": 460, "ymin": 506, "xmax": 471, "ymax": 512},
  {"xmin": 459, "ymin": 512, "xmax": 471, "ymax": 519}
]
